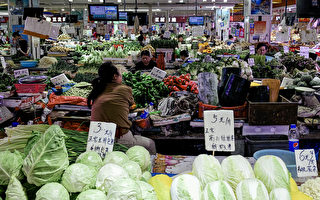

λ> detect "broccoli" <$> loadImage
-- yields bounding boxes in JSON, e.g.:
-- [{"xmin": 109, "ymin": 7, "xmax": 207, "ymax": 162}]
[
  {"xmin": 297, "ymin": 81, "xmax": 308, "ymax": 87},
  {"xmin": 301, "ymin": 75, "xmax": 313, "ymax": 83}
]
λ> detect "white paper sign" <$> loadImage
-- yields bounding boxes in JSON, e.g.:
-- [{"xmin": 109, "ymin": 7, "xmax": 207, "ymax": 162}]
[
  {"xmin": 14, "ymin": 69, "xmax": 29, "ymax": 78},
  {"xmin": 50, "ymin": 73, "xmax": 70, "ymax": 86},
  {"xmin": 164, "ymin": 31, "xmax": 171, "ymax": 39},
  {"xmin": 295, "ymin": 149, "xmax": 318, "ymax": 177},
  {"xmin": 284, "ymin": 46, "xmax": 289, "ymax": 53},
  {"xmin": 248, "ymin": 58, "xmax": 255, "ymax": 66},
  {"xmin": 131, "ymin": 34, "xmax": 136, "ymax": 40},
  {"xmin": 204, "ymin": 110, "xmax": 235, "ymax": 151},
  {"xmin": 0, "ymin": 56, "xmax": 6, "ymax": 70},
  {"xmin": 150, "ymin": 67, "xmax": 167, "ymax": 81},
  {"xmin": 249, "ymin": 45, "xmax": 255, "ymax": 55},
  {"xmin": 300, "ymin": 46, "xmax": 310, "ymax": 59},
  {"xmin": 86, "ymin": 121, "xmax": 117, "ymax": 158},
  {"xmin": 280, "ymin": 77, "xmax": 294, "ymax": 88}
]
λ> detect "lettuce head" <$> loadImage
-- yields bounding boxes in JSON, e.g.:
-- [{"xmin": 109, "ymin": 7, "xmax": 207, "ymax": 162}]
[
  {"xmin": 136, "ymin": 181, "xmax": 157, "ymax": 200},
  {"xmin": 122, "ymin": 160, "xmax": 142, "ymax": 180},
  {"xmin": 76, "ymin": 189, "xmax": 107, "ymax": 200},
  {"xmin": 35, "ymin": 183, "xmax": 69, "ymax": 200},
  {"xmin": 126, "ymin": 146, "xmax": 151, "ymax": 172},
  {"xmin": 202, "ymin": 180, "xmax": 236, "ymax": 200},
  {"xmin": 76, "ymin": 151, "xmax": 103, "ymax": 171},
  {"xmin": 270, "ymin": 188, "xmax": 291, "ymax": 200},
  {"xmin": 236, "ymin": 178, "xmax": 269, "ymax": 200},
  {"xmin": 171, "ymin": 174, "xmax": 201, "ymax": 200},
  {"xmin": 0, "ymin": 150, "xmax": 23, "ymax": 185},
  {"xmin": 106, "ymin": 178, "xmax": 142, "ymax": 200},
  {"xmin": 5, "ymin": 176, "xmax": 27, "ymax": 200},
  {"xmin": 103, "ymin": 151, "xmax": 129, "ymax": 166}
]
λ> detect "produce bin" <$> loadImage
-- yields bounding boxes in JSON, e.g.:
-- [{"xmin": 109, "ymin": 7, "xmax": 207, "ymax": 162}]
[
  {"xmin": 14, "ymin": 84, "xmax": 46, "ymax": 94},
  {"xmin": 198, "ymin": 101, "xmax": 247, "ymax": 119},
  {"xmin": 245, "ymin": 135, "xmax": 289, "ymax": 157},
  {"xmin": 248, "ymin": 95, "xmax": 298, "ymax": 125}
]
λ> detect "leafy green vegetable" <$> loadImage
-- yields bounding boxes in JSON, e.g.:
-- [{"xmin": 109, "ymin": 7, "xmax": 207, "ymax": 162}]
[
  {"xmin": 141, "ymin": 171, "xmax": 152, "ymax": 182},
  {"xmin": 0, "ymin": 150, "xmax": 24, "ymax": 185},
  {"xmin": 192, "ymin": 154, "xmax": 224, "ymax": 188},
  {"xmin": 35, "ymin": 183, "xmax": 69, "ymax": 200},
  {"xmin": 103, "ymin": 151, "xmax": 129, "ymax": 166},
  {"xmin": 5, "ymin": 176, "xmax": 27, "ymax": 200},
  {"xmin": 75, "ymin": 151, "xmax": 103, "ymax": 171},
  {"xmin": 151, "ymin": 39, "xmax": 178, "ymax": 49},
  {"xmin": 221, "ymin": 155, "xmax": 255, "ymax": 193},
  {"xmin": 24, "ymin": 131, "xmax": 41, "ymax": 156},
  {"xmin": 170, "ymin": 174, "xmax": 201, "ymax": 200},
  {"xmin": 270, "ymin": 188, "xmax": 291, "ymax": 200},
  {"xmin": 121, "ymin": 160, "xmax": 142, "ymax": 181},
  {"xmin": 22, "ymin": 125, "xmax": 69, "ymax": 186},
  {"xmin": 61, "ymin": 163, "xmax": 97, "ymax": 193},
  {"xmin": 126, "ymin": 146, "xmax": 151, "ymax": 172},
  {"xmin": 136, "ymin": 181, "xmax": 157, "ymax": 200},
  {"xmin": 76, "ymin": 189, "xmax": 107, "ymax": 200},
  {"xmin": 202, "ymin": 180, "xmax": 236, "ymax": 200},
  {"xmin": 254, "ymin": 155, "xmax": 290, "ymax": 193},
  {"xmin": 106, "ymin": 178, "xmax": 142, "ymax": 200},
  {"xmin": 236, "ymin": 178, "xmax": 269, "ymax": 200},
  {"xmin": 95, "ymin": 163, "xmax": 129, "ymax": 193}
]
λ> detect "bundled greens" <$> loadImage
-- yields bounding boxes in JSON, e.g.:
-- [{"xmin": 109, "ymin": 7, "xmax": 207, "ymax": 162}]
[
  {"xmin": 64, "ymin": 82, "xmax": 92, "ymax": 98},
  {"xmin": 280, "ymin": 52, "xmax": 318, "ymax": 73},
  {"xmin": 151, "ymin": 39, "xmax": 178, "ymax": 49},
  {"xmin": 0, "ymin": 73, "xmax": 16, "ymax": 92},
  {"xmin": 122, "ymin": 72, "xmax": 169, "ymax": 108}
]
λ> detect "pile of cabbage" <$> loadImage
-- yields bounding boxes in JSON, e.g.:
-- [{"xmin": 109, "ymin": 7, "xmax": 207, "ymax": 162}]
[
  {"xmin": 0, "ymin": 125, "xmax": 156, "ymax": 200},
  {"xmin": 170, "ymin": 154, "xmax": 295, "ymax": 200}
]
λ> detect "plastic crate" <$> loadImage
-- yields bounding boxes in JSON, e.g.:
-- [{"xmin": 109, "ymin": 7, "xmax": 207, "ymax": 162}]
[
  {"xmin": 253, "ymin": 149, "xmax": 319, "ymax": 178},
  {"xmin": 198, "ymin": 101, "xmax": 247, "ymax": 119},
  {"xmin": 20, "ymin": 61, "xmax": 38, "ymax": 68},
  {"xmin": 14, "ymin": 84, "xmax": 46, "ymax": 94}
]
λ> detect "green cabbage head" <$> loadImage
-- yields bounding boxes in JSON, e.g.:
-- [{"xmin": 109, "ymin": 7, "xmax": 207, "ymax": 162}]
[
  {"xmin": 221, "ymin": 155, "xmax": 255, "ymax": 192},
  {"xmin": 136, "ymin": 181, "xmax": 157, "ymax": 200},
  {"xmin": 35, "ymin": 183, "xmax": 69, "ymax": 200},
  {"xmin": 76, "ymin": 189, "xmax": 107, "ymax": 200},
  {"xmin": 126, "ymin": 146, "xmax": 151, "ymax": 172},
  {"xmin": 103, "ymin": 151, "xmax": 129, "ymax": 166},
  {"xmin": 202, "ymin": 180, "xmax": 236, "ymax": 200},
  {"xmin": 192, "ymin": 154, "xmax": 224, "ymax": 188},
  {"xmin": 5, "ymin": 176, "xmax": 27, "ymax": 200},
  {"xmin": 96, "ymin": 163, "xmax": 129, "ymax": 193},
  {"xmin": 254, "ymin": 155, "xmax": 290, "ymax": 193},
  {"xmin": 61, "ymin": 163, "xmax": 97, "ymax": 193},
  {"xmin": 106, "ymin": 178, "xmax": 142, "ymax": 200},
  {"xmin": 76, "ymin": 151, "xmax": 103, "ymax": 171},
  {"xmin": 171, "ymin": 174, "xmax": 201, "ymax": 200},
  {"xmin": 0, "ymin": 150, "xmax": 23, "ymax": 185},
  {"xmin": 141, "ymin": 171, "xmax": 152, "ymax": 182},
  {"xmin": 270, "ymin": 188, "xmax": 291, "ymax": 200},
  {"xmin": 122, "ymin": 160, "xmax": 142, "ymax": 180},
  {"xmin": 236, "ymin": 178, "xmax": 269, "ymax": 200}
]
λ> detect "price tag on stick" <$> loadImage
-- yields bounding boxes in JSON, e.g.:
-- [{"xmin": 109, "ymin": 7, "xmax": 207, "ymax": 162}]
[
  {"xmin": 86, "ymin": 122, "xmax": 117, "ymax": 158},
  {"xmin": 248, "ymin": 58, "xmax": 255, "ymax": 67},
  {"xmin": 150, "ymin": 67, "xmax": 167, "ymax": 81},
  {"xmin": 283, "ymin": 46, "xmax": 289, "ymax": 53},
  {"xmin": 295, "ymin": 149, "xmax": 318, "ymax": 177},
  {"xmin": 300, "ymin": 46, "xmax": 310, "ymax": 59},
  {"xmin": 204, "ymin": 110, "xmax": 235, "ymax": 152},
  {"xmin": 14, "ymin": 69, "xmax": 29, "ymax": 78},
  {"xmin": 249, "ymin": 46, "xmax": 255, "ymax": 54},
  {"xmin": 50, "ymin": 73, "xmax": 70, "ymax": 86}
]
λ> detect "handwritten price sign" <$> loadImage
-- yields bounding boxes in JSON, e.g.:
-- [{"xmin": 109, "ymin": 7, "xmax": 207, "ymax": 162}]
[
  {"xmin": 204, "ymin": 110, "xmax": 235, "ymax": 152},
  {"xmin": 295, "ymin": 149, "xmax": 318, "ymax": 177},
  {"xmin": 86, "ymin": 122, "xmax": 117, "ymax": 158}
]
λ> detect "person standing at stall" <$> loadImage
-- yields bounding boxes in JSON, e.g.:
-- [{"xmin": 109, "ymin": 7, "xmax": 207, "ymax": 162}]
[
  {"xmin": 12, "ymin": 31, "xmax": 29, "ymax": 57},
  {"xmin": 88, "ymin": 62, "xmax": 156, "ymax": 154},
  {"xmin": 131, "ymin": 50, "xmax": 157, "ymax": 72}
]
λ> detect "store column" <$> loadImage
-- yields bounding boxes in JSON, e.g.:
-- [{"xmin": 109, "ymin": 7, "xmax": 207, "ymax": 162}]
[
  {"xmin": 243, "ymin": 0, "xmax": 251, "ymax": 42},
  {"xmin": 166, "ymin": 10, "xmax": 169, "ymax": 30},
  {"xmin": 148, "ymin": 5, "xmax": 152, "ymax": 29}
]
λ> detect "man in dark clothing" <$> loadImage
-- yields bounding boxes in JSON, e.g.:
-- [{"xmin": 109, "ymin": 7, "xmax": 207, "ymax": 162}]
[
  {"xmin": 12, "ymin": 31, "xmax": 29, "ymax": 57},
  {"xmin": 131, "ymin": 50, "xmax": 157, "ymax": 72}
]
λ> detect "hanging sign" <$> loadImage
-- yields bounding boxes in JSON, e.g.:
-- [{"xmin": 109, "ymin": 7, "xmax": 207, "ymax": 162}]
[
  {"xmin": 204, "ymin": 110, "xmax": 235, "ymax": 151},
  {"xmin": 283, "ymin": 46, "xmax": 289, "ymax": 54},
  {"xmin": 295, "ymin": 149, "xmax": 318, "ymax": 177},
  {"xmin": 50, "ymin": 73, "xmax": 70, "ymax": 86},
  {"xmin": 14, "ymin": 69, "xmax": 29, "ymax": 78},
  {"xmin": 248, "ymin": 58, "xmax": 255, "ymax": 66},
  {"xmin": 249, "ymin": 45, "xmax": 255, "ymax": 54},
  {"xmin": 86, "ymin": 122, "xmax": 117, "ymax": 158},
  {"xmin": 250, "ymin": 23, "xmax": 254, "ymax": 29},
  {"xmin": 150, "ymin": 67, "xmax": 167, "ymax": 81},
  {"xmin": 239, "ymin": 28, "xmax": 244, "ymax": 38},
  {"xmin": 300, "ymin": 46, "xmax": 310, "ymax": 59},
  {"xmin": 250, "ymin": 28, "xmax": 254, "ymax": 34},
  {"xmin": 235, "ymin": 29, "xmax": 240, "ymax": 37}
]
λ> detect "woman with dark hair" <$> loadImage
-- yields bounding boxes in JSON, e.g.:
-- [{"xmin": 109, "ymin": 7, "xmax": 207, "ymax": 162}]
[
  {"xmin": 88, "ymin": 62, "xmax": 156, "ymax": 154},
  {"xmin": 132, "ymin": 50, "xmax": 157, "ymax": 72}
]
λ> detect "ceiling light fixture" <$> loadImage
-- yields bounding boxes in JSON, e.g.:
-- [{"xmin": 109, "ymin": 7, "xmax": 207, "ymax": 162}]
[
  {"xmin": 72, "ymin": 8, "xmax": 75, "ymax": 11},
  {"xmin": 168, "ymin": 0, "xmax": 172, "ymax": 2},
  {"xmin": 224, "ymin": 0, "xmax": 227, "ymax": 2},
  {"xmin": 68, "ymin": 0, "xmax": 73, "ymax": 2},
  {"xmin": 118, "ymin": 0, "xmax": 121, "ymax": 2},
  {"xmin": 88, "ymin": 0, "xmax": 92, "ymax": 2},
  {"xmin": 179, "ymin": 0, "xmax": 183, "ymax": 2},
  {"xmin": 61, "ymin": 8, "xmax": 65, "ymax": 11},
  {"xmin": 212, "ymin": 0, "xmax": 215, "ymax": 2},
  {"xmin": 99, "ymin": 0, "xmax": 103, "ymax": 2},
  {"xmin": 203, "ymin": 0, "xmax": 207, "ymax": 2}
]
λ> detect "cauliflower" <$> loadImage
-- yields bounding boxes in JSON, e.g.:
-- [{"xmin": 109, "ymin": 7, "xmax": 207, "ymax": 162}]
[{"xmin": 301, "ymin": 177, "xmax": 320, "ymax": 200}]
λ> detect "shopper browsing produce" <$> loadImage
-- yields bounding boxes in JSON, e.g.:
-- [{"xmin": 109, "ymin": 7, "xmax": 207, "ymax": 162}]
[
  {"xmin": 256, "ymin": 43, "xmax": 268, "ymax": 55},
  {"xmin": 132, "ymin": 50, "xmax": 158, "ymax": 72},
  {"xmin": 87, "ymin": 62, "xmax": 156, "ymax": 154},
  {"xmin": 180, "ymin": 50, "xmax": 190, "ymax": 67},
  {"xmin": 12, "ymin": 31, "xmax": 29, "ymax": 57}
]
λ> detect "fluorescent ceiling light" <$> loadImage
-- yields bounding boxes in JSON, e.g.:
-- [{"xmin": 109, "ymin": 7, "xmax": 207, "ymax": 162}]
[
  {"xmin": 224, "ymin": 0, "xmax": 227, "ymax": 2},
  {"xmin": 61, "ymin": 8, "xmax": 65, "ymax": 11},
  {"xmin": 168, "ymin": 0, "xmax": 172, "ymax": 2},
  {"xmin": 100, "ymin": 0, "xmax": 103, "ymax": 2},
  {"xmin": 179, "ymin": 0, "xmax": 183, "ymax": 2},
  {"xmin": 68, "ymin": 0, "xmax": 73, "ymax": 2},
  {"xmin": 88, "ymin": 0, "xmax": 92, "ymax": 2},
  {"xmin": 119, "ymin": 8, "xmax": 162, "ymax": 12},
  {"xmin": 72, "ymin": 8, "xmax": 75, "ymax": 11},
  {"xmin": 203, "ymin": 0, "xmax": 207, "ymax": 2},
  {"xmin": 118, "ymin": 0, "xmax": 121, "ymax": 2}
]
